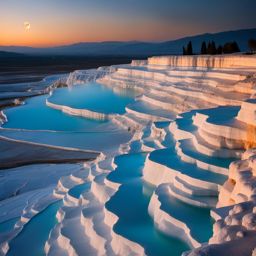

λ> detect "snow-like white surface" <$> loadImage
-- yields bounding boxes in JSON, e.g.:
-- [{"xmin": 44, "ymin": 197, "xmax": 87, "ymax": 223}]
[{"xmin": 2, "ymin": 54, "xmax": 256, "ymax": 256}]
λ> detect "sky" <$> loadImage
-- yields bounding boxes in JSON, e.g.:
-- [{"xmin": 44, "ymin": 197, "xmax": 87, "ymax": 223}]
[{"xmin": 1, "ymin": 0, "xmax": 256, "ymax": 47}]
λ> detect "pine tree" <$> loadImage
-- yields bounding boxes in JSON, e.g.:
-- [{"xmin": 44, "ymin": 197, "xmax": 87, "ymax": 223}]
[
  {"xmin": 211, "ymin": 41, "xmax": 217, "ymax": 54},
  {"xmin": 223, "ymin": 41, "xmax": 240, "ymax": 54},
  {"xmin": 201, "ymin": 41, "xmax": 207, "ymax": 55},
  {"xmin": 217, "ymin": 45, "xmax": 223, "ymax": 54},
  {"xmin": 182, "ymin": 42, "xmax": 193, "ymax": 55},
  {"xmin": 207, "ymin": 41, "xmax": 217, "ymax": 55},
  {"xmin": 187, "ymin": 41, "xmax": 193, "ymax": 55},
  {"xmin": 248, "ymin": 39, "xmax": 256, "ymax": 53},
  {"xmin": 207, "ymin": 41, "xmax": 212, "ymax": 54},
  {"xmin": 233, "ymin": 41, "xmax": 240, "ymax": 52},
  {"xmin": 182, "ymin": 46, "xmax": 187, "ymax": 55}
]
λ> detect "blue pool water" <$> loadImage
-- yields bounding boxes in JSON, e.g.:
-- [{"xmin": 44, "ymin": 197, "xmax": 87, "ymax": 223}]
[
  {"xmin": 69, "ymin": 182, "xmax": 90, "ymax": 198},
  {"xmin": 1, "ymin": 92, "xmax": 132, "ymax": 152},
  {"xmin": 0, "ymin": 218, "xmax": 19, "ymax": 234},
  {"xmin": 159, "ymin": 191, "xmax": 213, "ymax": 243},
  {"xmin": 150, "ymin": 148, "xmax": 227, "ymax": 185},
  {"xmin": 48, "ymin": 82, "xmax": 136, "ymax": 114},
  {"xmin": 7, "ymin": 200, "xmax": 62, "ymax": 256},
  {"xmin": 106, "ymin": 153, "xmax": 190, "ymax": 256},
  {"xmin": 3, "ymin": 95, "xmax": 103, "ymax": 131}
]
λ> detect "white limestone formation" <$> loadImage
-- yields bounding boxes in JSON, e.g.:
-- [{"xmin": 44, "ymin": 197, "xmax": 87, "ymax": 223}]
[
  {"xmin": 66, "ymin": 66, "xmax": 118, "ymax": 87},
  {"xmin": 46, "ymin": 99, "xmax": 115, "ymax": 121},
  {"xmin": 2, "ymin": 54, "xmax": 256, "ymax": 256},
  {"xmin": 148, "ymin": 55, "xmax": 256, "ymax": 70}
]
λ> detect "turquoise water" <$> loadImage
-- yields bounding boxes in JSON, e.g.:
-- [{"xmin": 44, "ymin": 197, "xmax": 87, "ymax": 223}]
[
  {"xmin": 106, "ymin": 153, "xmax": 190, "ymax": 256},
  {"xmin": 179, "ymin": 139, "xmax": 236, "ymax": 169},
  {"xmin": 48, "ymin": 82, "xmax": 136, "ymax": 114},
  {"xmin": 158, "ymin": 190, "xmax": 213, "ymax": 243},
  {"xmin": 0, "ymin": 218, "xmax": 19, "ymax": 234},
  {"xmin": 7, "ymin": 200, "xmax": 62, "ymax": 256},
  {"xmin": 154, "ymin": 121, "xmax": 171, "ymax": 129},
  {"xmin": 199, "ymin": 106, "xmax": 239, "ymax": 125},
  {"xmin": 69, "ymin": 182, "xmax": 90, "ymax": 198},
  {"xmin": 150, "ymin": 148, "xmax": 227, "ymax": 185},
  {"xmin": 3, "ymin": 94, "xmax": 103, "ymax": 131},
  {"xmin": 1, "ymin": 92, "xmax": 132, "ymax": 151},
  {"xmin": 1, "ymin": 78, "xmax": 227, "ymax": 255}
]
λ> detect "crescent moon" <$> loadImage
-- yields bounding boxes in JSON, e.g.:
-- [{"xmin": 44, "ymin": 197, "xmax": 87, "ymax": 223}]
[{"xmin": 24, "ymin": 22, "xmax": 30, "ymax": 31}]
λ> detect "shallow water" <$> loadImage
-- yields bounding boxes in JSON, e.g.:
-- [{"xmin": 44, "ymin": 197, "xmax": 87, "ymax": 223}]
[
  {"xmin": 150, "ymin": 147, "xmax": 227, "ymax": 184},
  {"xmin": 0, "ymin": 218, "xmax": 19, "ymax": 234},
  {"xmin": 7, "ymin": 201, "xmax": 62, "ymax": 256},
  {"xmin": 3, "ymin": 94, "xmax": 105, "ymax": 132},
  {"xmin": 1, "ymin": 78, "xmax": 228, "ymax": 255},
  {"xmin": 69, "ymin": 182, "xmax": 90, "ymax": 198},
  {"xmin": 48, "ymin": 82, "xmax": 136, "ymax": 114},
  {"xmin": 1, "ymin": 89, "xmax": 132, "ymax": 152},
  {"xmin": 106, "ymin": 153, "xmax": 190, "ymax": 256},
  {"xmin": 159, "ymin": 192, "xmax": 213, "ymax": 243}
]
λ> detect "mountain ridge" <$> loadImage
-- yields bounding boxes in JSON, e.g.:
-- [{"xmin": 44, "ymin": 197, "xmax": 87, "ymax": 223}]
[{"xmin": 1, "ymin": 28, "xmax": 255, "ymax": 56}]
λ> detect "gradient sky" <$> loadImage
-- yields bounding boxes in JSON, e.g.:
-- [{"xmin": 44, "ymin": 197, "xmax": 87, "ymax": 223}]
[{"xmin": 1, "ymin": 0, "xmax": 256, "ymax": 47}]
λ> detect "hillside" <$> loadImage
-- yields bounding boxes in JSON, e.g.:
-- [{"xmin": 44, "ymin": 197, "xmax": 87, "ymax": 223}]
[{"xmin": 0, "ymin": 28, "xmax": 255, "ymax": 56}]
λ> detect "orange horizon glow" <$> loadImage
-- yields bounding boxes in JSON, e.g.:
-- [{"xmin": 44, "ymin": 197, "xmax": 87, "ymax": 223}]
[
  {"xmin": 1, "ymin": 17, "xmax": 199, "ymax": 47},
  {"xmin": 1, "ymin": 0, "xmax": 255, "ymax": 48}
]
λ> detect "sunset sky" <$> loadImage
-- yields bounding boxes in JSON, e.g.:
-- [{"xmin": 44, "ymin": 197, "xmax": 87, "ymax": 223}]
[{"xmin": 1, "ymin": 0, "xmax": 256, "ymax": 47}]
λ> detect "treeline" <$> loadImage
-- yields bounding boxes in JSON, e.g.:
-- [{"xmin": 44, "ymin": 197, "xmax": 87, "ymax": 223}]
[
  {"xmin": 249, "ymin": 39, "xmax": 256, "ymax": 53},
  {"xmin": 183, "ymin": 38, "xmax": 256, "ymax": 55},
  {"xmin": 201, "ymin": 41, "xmax": 240, "ymax": 55},
  {"xmin": 183, "ymin": 40, "xmax": 240, "ymax": 55}
]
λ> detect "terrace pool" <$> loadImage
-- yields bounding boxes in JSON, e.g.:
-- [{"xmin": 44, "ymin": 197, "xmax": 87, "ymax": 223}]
[
  {"xmin": 2, "ymin": 95, "xmax": 104, "ymax": 132},
  {"xmin": 106, "ymin": 153, "xmax": 190, "ymax": 256},
  {"xmin": 7, "ymin": 200, "xmax": 62, "ymax": 256},
  {"xmin": 1, "ymin": 82, "xmax": 137, "ymax": 152},
  {"xmin": 48, "ymin": 82, "xmax": 137, "ymax": 114}
]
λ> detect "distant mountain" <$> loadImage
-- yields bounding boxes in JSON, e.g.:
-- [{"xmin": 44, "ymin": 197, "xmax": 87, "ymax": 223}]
[
  {"xmin": 0, "ymin": 28, "xmax": 255, "ymax": 56},
  {"xmin": 0, "ymin": 51, "xmax": 25, "ymax": 58}
]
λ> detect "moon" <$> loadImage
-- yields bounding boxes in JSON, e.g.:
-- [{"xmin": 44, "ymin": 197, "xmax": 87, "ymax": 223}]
[{"xmin": 24, "ymin": 21, "xmax": 30, "ymax": 31}]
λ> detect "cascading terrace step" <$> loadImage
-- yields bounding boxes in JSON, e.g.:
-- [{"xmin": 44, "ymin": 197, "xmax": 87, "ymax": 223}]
[
  {"xmin": 173, "ymin": 176, "xmax": 218, "ymax": 196},
  {"xmin": 60, "ymin": 213, "xmax": 97, "ymax": 256},
  {"xmin": 149, "ymin": 148, "xmax": 227, "ymax": 190},
  {"xmin": 142, "ymin": 138, "xmax": 164, "ymax": 152},
  {"xmin": 191, "ymin": 130, "xmax": 243, "ymax": 159},
  {"xmin": 127, "ymin": 100, "xmax": 176, "ymax": 121},
  {"xmin": 58, "ymin": 175, "xmax": 82, "ymax": 193},
  {"xmin": 168, "ymin": 183, "xmax": 217, "ymax": 208},
  {"xmin": 45, "ymin": 223, "xmax": 69, "ymax": 256},
  {"xmin": 176, "ymin": 139, "xmax": 234, "ymax": 174},
  {"xmin": 150, "ymin": 183, "xmax": 214, "ymax": 247}
]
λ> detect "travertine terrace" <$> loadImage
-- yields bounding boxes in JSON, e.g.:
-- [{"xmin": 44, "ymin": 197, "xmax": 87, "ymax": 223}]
[{"xmin": 1, "ymin": 54, "xmax": 256, "ymax": 256}]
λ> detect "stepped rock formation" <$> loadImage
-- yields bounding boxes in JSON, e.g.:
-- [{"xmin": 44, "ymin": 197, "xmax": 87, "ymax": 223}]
[
  {"xmin": 99, "ymin": 54, "xmax": 256, "ymax": 256},
  {"xmin": 2, "ymin": 54, "xmax": 256, "ymax": 256}
]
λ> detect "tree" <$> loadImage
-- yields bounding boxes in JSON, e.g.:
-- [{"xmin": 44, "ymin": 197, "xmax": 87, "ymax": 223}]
[
  {"xmin": 217, "ymin": 45, "xmax": 223, "ymax": 54},
  {"xmin": 233, "ymin": 41, "xmax": 240, "ymax": 52},
  {"xmin": 207, "ymin": 41, "xmax": 217, "ymax": 55},
  {"xmin": 248, "ymin": 39, "xmax": 256, "ymax": 53},
  {"xmin": 182, "ymin": 41, "xmax": 193, "ymax": 55},
  {"xmin": 223, "ymin": 41, "xmax": 240, "ymax": 54},
  {"xmin": 211, "ymin": 41, "xmax": 217, "ymax": 54},
  {"xmin": 182, "ymin": 46, "xmax": 186, "ymax": 55},
  {"xmin": 207, "ymin": 41, "xmax": 211, "ymax": 54},
  {"xmin": 201, "ymin": 41, "xmax": 207, "ymax": 55},
  {"xmin": 187, "ymin": 41, "xmax": 193, "ymax": 55}
]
